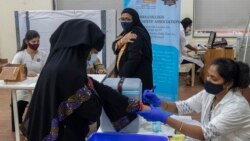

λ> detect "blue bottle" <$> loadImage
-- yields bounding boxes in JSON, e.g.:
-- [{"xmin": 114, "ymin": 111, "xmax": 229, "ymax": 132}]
[
  {"xmin": 152, "ymin": 121, "xmax": 162, "ymax": 133},
  {"xmin": 152, "ymin": 107, "xmax": 162, "ymax": 133}
]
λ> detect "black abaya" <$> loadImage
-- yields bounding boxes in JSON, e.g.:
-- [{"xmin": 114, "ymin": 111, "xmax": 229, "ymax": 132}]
[
  {"xmin": 26, "ymin": 19, "xmax": 140, "ymax": 141},
  {"xmin": 112, "ymin": 8, "xmax": 153, "ymax": 91}
]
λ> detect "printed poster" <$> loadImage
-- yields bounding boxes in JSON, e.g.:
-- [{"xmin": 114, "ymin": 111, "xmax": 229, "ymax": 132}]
[{"xmin": 124, "ymin": 0, "xmax": 180, "ymax": 101}]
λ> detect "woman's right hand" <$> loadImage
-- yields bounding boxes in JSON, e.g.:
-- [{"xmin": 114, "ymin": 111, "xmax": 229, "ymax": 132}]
[
  {"xmin": 142, "ymin": 89, "xmax": 161, "ymax": 107},
  {"xmin": 138, "ymin": 105, "xmax": 172, "ymax": 124},
  {"xmin": 97, "ymin": 68, "xmax": 107, "ymax": 74}
]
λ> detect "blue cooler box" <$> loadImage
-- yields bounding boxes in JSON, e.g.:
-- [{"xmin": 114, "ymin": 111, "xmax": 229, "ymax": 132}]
[
  {"xmin": 87, "ymin": 132, "xmax": 168, "ymax": 141},
  {"xmin": 100, "ymin": 78, "xmax": 142, "ymax": 133}
]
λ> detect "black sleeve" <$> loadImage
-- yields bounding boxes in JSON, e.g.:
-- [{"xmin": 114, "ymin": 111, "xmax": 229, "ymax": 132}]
[
  {"xmin": 74, "ymin": 88, "xmax": 102, "ymax": 123},
  {"xmin": 112, "ymin": 39, "xmax": 120, "ymax": 55},
  {"xmin": 92, "ymin": 78, "xmax": 140, "ymax": 131},
  {"xmin": 73, "ymin": 78, "xmax": 131, "ymax": 123},
  {"xmin": 92, "ymin": 78, "xmax": 138, "ymax": 121},
  {"xmin": 119, "ymin": 35, "xmax": 144, "ymax": 77}
]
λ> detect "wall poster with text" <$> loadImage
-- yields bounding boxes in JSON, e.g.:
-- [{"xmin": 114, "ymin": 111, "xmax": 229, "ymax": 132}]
[{"xmin": 124, "ymin": 0, "xmax": 180, "ymax": 101}]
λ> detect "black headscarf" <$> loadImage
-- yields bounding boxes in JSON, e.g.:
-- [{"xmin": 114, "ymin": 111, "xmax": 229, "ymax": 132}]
[
  {"xmin": 47, "ymin": 19, "xmax": 105, "ymax": 63},
  {"xmin": 50, "ymin": 19, "xmax": 104, "ymax": 51},
  {"xmin": 26, "ymin": 19, "xmax": 105, "ymax": 141},
  {"xmin": 121, "ymin": 8, "xmax": 150, "ymax": 38},
  {"xmin": 120, "ymin": 8, "xmax": 151, "ymax": 61}
]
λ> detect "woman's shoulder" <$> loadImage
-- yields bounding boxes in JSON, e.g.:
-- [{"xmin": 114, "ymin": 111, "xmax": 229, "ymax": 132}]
[
  {"xmin": 131, "ymin": 26, "xmax": 145, "ymax": 34},
  {"xmin": 37, "ymin": 50, "xmax": 47, "ymax": 54},
  {"xmin": 229, "ymin": 90, "xmax": 250, "ymax": 107},
  {"xmin": 12, "ymin": 50, "xmax": 27, "ymax": 63},
  {"xmin": 197, "ymin": 89, "xmax": 213, "ymax": 98},
  {"xmin": 185, "ymin": 89, "xmax": 214, "ymax": 103},
  {"xmin": 225, "ymin": 90, "xmax": 246, "ymax": 101},
  {"xmin": 14, "ymin": 50, "xmax": 26, "ymax": 57},
  {"xmin": 221, "ymin": 90, "xmax": 250, "ymax": 114},
  {"xmin": 37, "ymin": 50, "xmax": 48, "ymax": 57}
]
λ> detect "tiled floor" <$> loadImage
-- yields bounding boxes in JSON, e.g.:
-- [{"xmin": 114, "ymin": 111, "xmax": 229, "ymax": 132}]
[
  {"xmin": 0, "ymin": 76, "xmax": 249, "ymax": 141},
  {"xmin": 0, "ymin": 89, "xmax": 16, "ymax": 141}
]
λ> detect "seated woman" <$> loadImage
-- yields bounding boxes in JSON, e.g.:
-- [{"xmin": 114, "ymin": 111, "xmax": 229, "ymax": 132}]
[
  {"xmin": 180, "ymin": 18, "xmax": 204, "ymax": 85},
  {"xmin": 12, "ymin": 30, "xmax": 47, "ymax": 124},
  {"xmin": 139, "ymin": 58, "xmax": 250, "ymax": 141},
  {"xmin": 87, "ymin": 51, "xmax": 106, "ymax": 74}
]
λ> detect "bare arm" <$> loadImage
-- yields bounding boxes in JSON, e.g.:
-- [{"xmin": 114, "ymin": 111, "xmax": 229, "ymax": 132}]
[
  {"xmin": 186, "ymin": 44, "xmax": 198, "ymax": 52},
  {"xmin": 161, "ymin": 101, "xmax": 179, "ymax": 114},
  {"xmin": 166, "ymin": 117, "xmax": 205, "ymax": 140}
]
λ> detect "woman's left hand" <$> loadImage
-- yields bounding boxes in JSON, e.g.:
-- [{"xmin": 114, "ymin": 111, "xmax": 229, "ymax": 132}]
[
  {"xmin": 142, "ymin": 89, "xmax": 161, "ymax": 107},
  {"xmin": 121, "ymin": 32, "xmax": 137, "ymax": 44},
  {"xmin": 138, "ymin": 106, "xmax": 172, "ymax": 124}
]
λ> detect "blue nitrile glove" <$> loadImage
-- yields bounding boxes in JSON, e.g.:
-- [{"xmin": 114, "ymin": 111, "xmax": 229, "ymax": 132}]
[
  {"xmin": 138, "ymin": 106, "xmax": 172, "ymax": 124},
  {"xmin": 142, "ymin": 89, "xmax": 161, "ymax": 107}
]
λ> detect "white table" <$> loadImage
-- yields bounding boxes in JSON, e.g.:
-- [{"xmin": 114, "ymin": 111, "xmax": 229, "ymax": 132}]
[
  {"xmin": 98, "ymin": 115, "xmax": 201, "ymax": 141},
  {"xmin": 98, "ymin": 116, "xmax": 193, "ymax": 137},
  {"xmin": 0, "ymin": 77, "xmax": 38, "ymax": 141},
  {"xmin": 137, "ymin": 117, "xmax": 174, "ymax": 138},
  {"xmin": 0, "ymin": 74, "xmax": 106, "ymax": 141}
]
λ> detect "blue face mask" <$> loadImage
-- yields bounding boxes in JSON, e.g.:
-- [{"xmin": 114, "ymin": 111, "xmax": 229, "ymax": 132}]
[
  {"xmin": 204, "ymin": 81, "xmax": 224, "ymax": 95},
  {"xmin": 121, "ymin": 22, "xmax": 133, "ymax": 31},
  {"xmin": 185, "ymin": 31, "xmax": 192, "ymax": 36},
  {"xmin": 185, "ymin": 26, "xmax": 192, "ymax": 36},
  {"xmin": 87, "ymin": 53, "xmax": 98, "ymax": 68}
]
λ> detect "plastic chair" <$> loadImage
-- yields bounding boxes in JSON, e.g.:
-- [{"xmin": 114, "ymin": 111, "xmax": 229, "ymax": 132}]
[{"xmin": 179, "ymin": 63, "xmax": 195, "ymax": 86}]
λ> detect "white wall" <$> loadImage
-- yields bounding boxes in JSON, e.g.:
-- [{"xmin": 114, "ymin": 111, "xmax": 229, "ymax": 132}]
[
  {"xmin": 180, "ymin": 0, "xmax": 197, "ymax": 44},
  {"xmin": 180, "ymin": 0, "xmax": 236, "ymax": 44},
  {"xmin": 2, "ymin": 0, "xmax": 233, "ymax": 61},
  {"xmin": 0, "ymin": 0, "xmax": 52, "ymax": 61},
  {"xmin": 1, "ymin": 0, "xmax": 192, "ymax": 61},
  {"xmin": 181, "ymin": 0, "xmax": 193, "ymax": 20}
]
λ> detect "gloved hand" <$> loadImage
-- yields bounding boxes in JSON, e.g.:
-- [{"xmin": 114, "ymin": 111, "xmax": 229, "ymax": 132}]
[
  {"xmin": 142, "ymin": 89, "xmax": 161, "ymax": 107},
  {"xmin": 138, "ymin": 106, "xmax": 172, "ymax": 124}
]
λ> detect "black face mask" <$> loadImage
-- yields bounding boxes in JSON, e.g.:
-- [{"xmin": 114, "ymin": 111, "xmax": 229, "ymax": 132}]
[
  {"xmin": 121, "ymin": 22, "xmax": 133, "ymax": 31},
  {"xmin": 204, "ymin": 81, "xmax": 224, "ymax": 95}
]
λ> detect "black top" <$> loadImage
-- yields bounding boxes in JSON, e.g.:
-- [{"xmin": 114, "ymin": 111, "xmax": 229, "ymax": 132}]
[
  {"xmin": 26, "ymin": 19, "xmax": 139, "ymax": 141},
  {"xmin": 113, "ymin": 8, "xmax": 153, "ymax": 90}
]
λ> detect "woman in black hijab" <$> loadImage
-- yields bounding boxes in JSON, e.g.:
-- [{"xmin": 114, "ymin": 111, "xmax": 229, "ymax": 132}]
[
  {"xmin": 112, "ymin": 8, "xmax": 153, "ymax": 91},
  {"xmin": 25, "ymin": 19, "xmax": 141, "ymax": 141}
]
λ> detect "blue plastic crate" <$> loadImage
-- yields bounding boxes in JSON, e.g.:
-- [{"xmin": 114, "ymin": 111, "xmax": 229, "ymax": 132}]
[{"xmin": 87, "ymin": 132, "xmax": 168, "ymax": 141}]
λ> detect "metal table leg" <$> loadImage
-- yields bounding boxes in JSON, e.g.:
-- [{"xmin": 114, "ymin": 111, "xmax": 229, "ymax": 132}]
[
  {"xmin": 12, "ymin": 90, "xmax": 20, "ymax": 141},
  {"xmin": 11, "ymin": 94, "xmax": 15, "ymax": 132}
]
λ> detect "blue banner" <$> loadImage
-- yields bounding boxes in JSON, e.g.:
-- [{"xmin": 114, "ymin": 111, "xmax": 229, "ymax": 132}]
[{"xmin": 124, "ymin": 0, "xmax": 180, "ymax": 101}]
